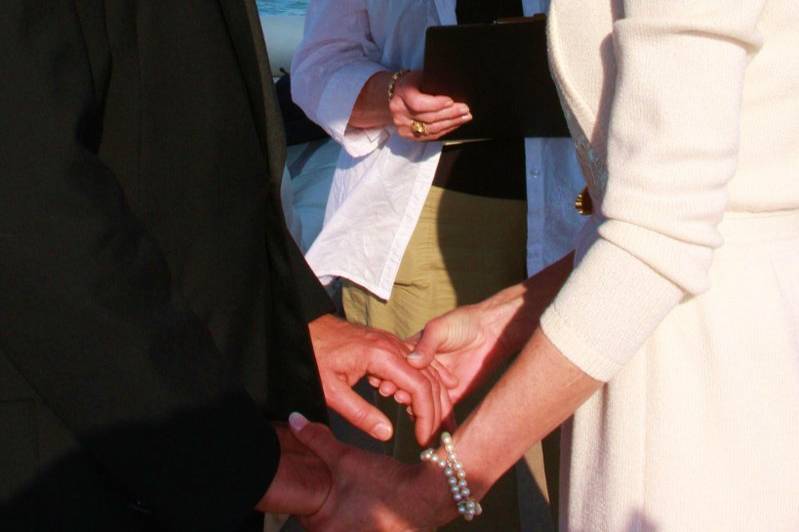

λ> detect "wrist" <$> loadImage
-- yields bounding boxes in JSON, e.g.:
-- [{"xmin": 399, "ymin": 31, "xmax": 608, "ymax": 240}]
[
  {"xmin": 349, "ymin": 70, "xmax": 395, "ymax": 129},
  {"xmin": 256, "ymin": 425, "xmax": 332, "ymax": 515},
  {"xmin": 409, "ymin": 461, "xmax": 461, "ymax": 527},
  {"xmin": 420, "ymin": 433, "xmax": 487, "ymax": 523},
  {"xmin": 386, "ymin": 69, "xmax": 410, "ymax": 102},
  {"xmin": 477, "ymin": 257, "xmax": 573, "ymax": 356},
  {"xmin": 475, "ymin": 294, "xmax": 532, "ymax": 358}
]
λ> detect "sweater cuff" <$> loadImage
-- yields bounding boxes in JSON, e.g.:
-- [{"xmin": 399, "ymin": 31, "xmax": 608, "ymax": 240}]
[{"xmin": 540, "ymin": 237, "xmax": 684, "ymax": 382}]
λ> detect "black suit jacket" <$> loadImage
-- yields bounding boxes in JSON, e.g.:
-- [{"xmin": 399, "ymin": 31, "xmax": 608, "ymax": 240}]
[{"xmin": 0, "ymin": 1, "xmax": 332, "ymax": 530}]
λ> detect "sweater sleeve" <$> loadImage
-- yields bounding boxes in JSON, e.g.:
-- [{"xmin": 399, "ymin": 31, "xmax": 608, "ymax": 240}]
[
  {"xmin": 540, "ymin": 1, "xmax": 767, "ymax": 381},
  {"xmin": 290, "ymin": 0, "xmax": 388, "ymax": 157}
]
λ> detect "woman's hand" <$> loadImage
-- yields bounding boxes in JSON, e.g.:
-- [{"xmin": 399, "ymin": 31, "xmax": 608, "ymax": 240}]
[
  {"xmin": 309, "ymin": 314, "xmax": 457, "ymax": 446},
  {"xmin": 349, "ymin": 70, "xmax": 472, "ymax": 141},
  {"xmin": 406, "ymin": 253, "xmax": 577, "ymax": 405},
  {"xmin": 408, "ymin": 303, "xmax": 512, "ymax": 405},
  {"xmin": 290, "ymin": 413, "xmax": 457, "ymax": 532}
]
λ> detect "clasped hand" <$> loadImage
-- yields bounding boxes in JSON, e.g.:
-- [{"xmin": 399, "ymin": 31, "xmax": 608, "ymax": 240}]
[
  {"xmin": 296, "ymin": 258, "xmax": 575, "ymax": 530},
  {"xmin": 364, "ymin": 302, "xmax": 510, "ymax": 427},
  {"xmin": 309, "ymin": 314, "xmax": 458, "ymax": 446},
  {"xmin": 309, "ymin": 305, "xmax": 512, "ymax": 448}
]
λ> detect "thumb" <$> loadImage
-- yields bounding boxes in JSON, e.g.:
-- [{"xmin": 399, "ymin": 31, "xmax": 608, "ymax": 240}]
[
  {"xmin": 288, "ymin": 412, "xmax": 342, "ymax": 465},
  {"xmin": 402, "ymin": 332, "xmax": 420, "ymax": 353},
  {"xmin": 406, "ymin": 324, "xmax": 441, "ymax": 369},
  {"xmin": 325, "ymin": 380, "xmax": 395, "ymax": 442}
]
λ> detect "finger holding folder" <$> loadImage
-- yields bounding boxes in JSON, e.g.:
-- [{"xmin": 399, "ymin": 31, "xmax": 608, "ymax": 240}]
[{"xmin": 422, "ymin": 15, "xmax": 569, "ymax": 143}]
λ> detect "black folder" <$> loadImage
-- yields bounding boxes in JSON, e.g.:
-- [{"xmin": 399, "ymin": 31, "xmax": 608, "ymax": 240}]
[{"xmin": 421, "ymin": 15, "xmax": 569, "ymax": 142}]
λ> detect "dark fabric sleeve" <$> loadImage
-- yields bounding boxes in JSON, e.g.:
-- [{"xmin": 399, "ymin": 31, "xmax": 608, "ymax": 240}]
[
  {"xmin": 284, "ymin": 230, "xmax": 338, "ymax": 322},
  {"xmin": 0, "ymin": 3, "xmax": 278, "ymax": 530},
  {"xmin": 249, "ymin": 3, "xmax": 336, "ymax": 326}
]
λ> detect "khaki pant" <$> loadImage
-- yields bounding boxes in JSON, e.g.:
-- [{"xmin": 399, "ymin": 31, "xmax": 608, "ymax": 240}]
[{"xmin": 343, "ymin": 186, "xmax": 556, "ymax": 532}]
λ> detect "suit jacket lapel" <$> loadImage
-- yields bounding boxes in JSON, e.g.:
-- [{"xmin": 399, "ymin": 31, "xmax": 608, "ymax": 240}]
[{"xmin": 216, "ymin": 0, "xmax": 286, "ymax": 182}]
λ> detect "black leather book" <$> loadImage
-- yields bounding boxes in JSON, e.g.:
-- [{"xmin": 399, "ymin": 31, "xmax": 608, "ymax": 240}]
[{"xmin": 421, "ymin": 15, "xmax": 569, "ymax": 141}]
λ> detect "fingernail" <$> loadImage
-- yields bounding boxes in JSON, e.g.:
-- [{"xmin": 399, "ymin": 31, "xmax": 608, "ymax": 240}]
[
  {"xmin": 461, "ymin": 113, "xmax": 473, "ymax": 122},
  {"xmin": 458, "ymin": 105, "xmax": 470, "ymax": 114},
  {"xmin": 407, "ymin": 352, "xmax": 422, "ymax": 361},
  {"xmin": 288, "ymin": 412, "xmax": 309, "ymax": 432},
  {"xmin": 372, "ymin": 423, "xmax": 392, "ymax": 440}
]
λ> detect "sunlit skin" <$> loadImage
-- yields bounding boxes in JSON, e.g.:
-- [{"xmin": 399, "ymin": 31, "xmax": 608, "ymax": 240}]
[
  {"xmin": 351, "ymin": 70, "xmax": 472, "ymax": 141},
  {"xmin": 292, "ymin": 255, "xmax": 603, "ymax": 530}
]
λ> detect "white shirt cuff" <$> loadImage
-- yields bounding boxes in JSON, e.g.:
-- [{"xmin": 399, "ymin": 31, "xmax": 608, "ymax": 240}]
[{"xmin": 317, "ymin": 61, "xmax": 388, "ymax": 158}]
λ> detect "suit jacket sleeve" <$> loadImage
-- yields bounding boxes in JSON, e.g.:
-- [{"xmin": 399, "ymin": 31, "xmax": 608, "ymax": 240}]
[{"xmin": 0, "ymin": 3, "xmax": 279, "ymax": 530}]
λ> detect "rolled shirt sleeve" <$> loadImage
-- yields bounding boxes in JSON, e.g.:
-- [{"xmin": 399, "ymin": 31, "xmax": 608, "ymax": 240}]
[{"xmin": 291, "ymin": 0, "xmax": 388, "ymax": 157}]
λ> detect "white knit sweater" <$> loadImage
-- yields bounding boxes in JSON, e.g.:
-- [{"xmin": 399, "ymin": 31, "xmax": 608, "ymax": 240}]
[{"xmin": 540, "ymin": 0, "xmax": 799, "ymax": 381}]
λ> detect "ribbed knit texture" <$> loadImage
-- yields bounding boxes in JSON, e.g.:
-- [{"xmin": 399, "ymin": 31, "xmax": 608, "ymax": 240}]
[
  {"xmin": 542, "ymin": 0, "xmax": 799, "ymax": 380},
  {"xmin": 544, "ymin": 1, "xmax": 799, "ymax": 530}
]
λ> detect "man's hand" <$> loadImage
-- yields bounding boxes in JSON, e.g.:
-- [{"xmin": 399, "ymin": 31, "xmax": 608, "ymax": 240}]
[
  {"xmin": 308, "ymin": 314, "xmax": 456, "ymax": 446},
  {"xmin": 289, "ymin": 413, "xmax": 456, "ymax": 532},
  {"xmin": 255, "ymin": 424, "xmax": 331, "ymax": 515}
]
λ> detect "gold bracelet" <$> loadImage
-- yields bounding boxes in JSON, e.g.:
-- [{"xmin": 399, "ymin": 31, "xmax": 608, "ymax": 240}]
[{"xmin": 387, "ymin": 69, "xmax": 410, "ymax": 102}]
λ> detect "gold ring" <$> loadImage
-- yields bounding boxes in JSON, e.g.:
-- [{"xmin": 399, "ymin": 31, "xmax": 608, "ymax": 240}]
[{"xmin": 410, "ymin": 120, "xmax": 427, "ymax": 137}]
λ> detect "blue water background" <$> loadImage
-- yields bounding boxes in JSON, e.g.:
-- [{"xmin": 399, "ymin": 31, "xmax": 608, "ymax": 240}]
[{"xmin": 256, "ymin": 0, "xmax": 308, "ymax": 16}]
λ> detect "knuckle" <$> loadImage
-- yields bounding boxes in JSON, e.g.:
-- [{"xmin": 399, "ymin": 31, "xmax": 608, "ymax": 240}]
[
  {"xmin": 421, "ymin": 377, "xmax": 434, "ymax": 398},
  {"xmin": 405, "ymin": 97, "xmax": 420, "ymax": 112},
  {"xmin": 351, "ymin": 407, "xmax": 369, "ymax": 425},
  {"xmin": 304, "ymin": 425, "xmax": 325, "ymax": 446},
  {"xmin": 408, "ymin": 374, "xmax": 425, "ymax": 393}
]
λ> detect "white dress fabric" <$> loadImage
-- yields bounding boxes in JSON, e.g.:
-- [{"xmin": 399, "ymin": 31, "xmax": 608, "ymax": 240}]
[
  {"xmin": 290, "ymin": 0, "xmax": 585, "ymax": 299},
  {"xmin": 542, "ymin": 1, "xmax": 799, "ymax": 530}
]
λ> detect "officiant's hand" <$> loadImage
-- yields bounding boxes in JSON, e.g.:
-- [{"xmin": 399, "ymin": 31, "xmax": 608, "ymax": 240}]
[
  {"xmin": 309, "ymin": 314, "xmax": 457, "ymax": 446},
  {"xmin": 290, "ymin": 413, "xmax": 457, "ymax": 532},
  {"xmin": 349, "ymin": 70, "xmax": 472, "ymax": 141},
  {"xmin": 388, "ymin": 70, "xmax": 472, "ymax": 141}
]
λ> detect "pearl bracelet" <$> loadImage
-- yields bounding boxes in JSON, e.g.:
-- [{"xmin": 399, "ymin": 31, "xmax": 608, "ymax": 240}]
[{"xmin": 420, "ymin": 432, "xmax": 483, "ymax": 522}]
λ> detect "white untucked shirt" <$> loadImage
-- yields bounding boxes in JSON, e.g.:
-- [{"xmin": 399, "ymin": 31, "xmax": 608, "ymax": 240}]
[{"xmin": 292, "ymin": 0, "xmax": 585, "ymax": 300}]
